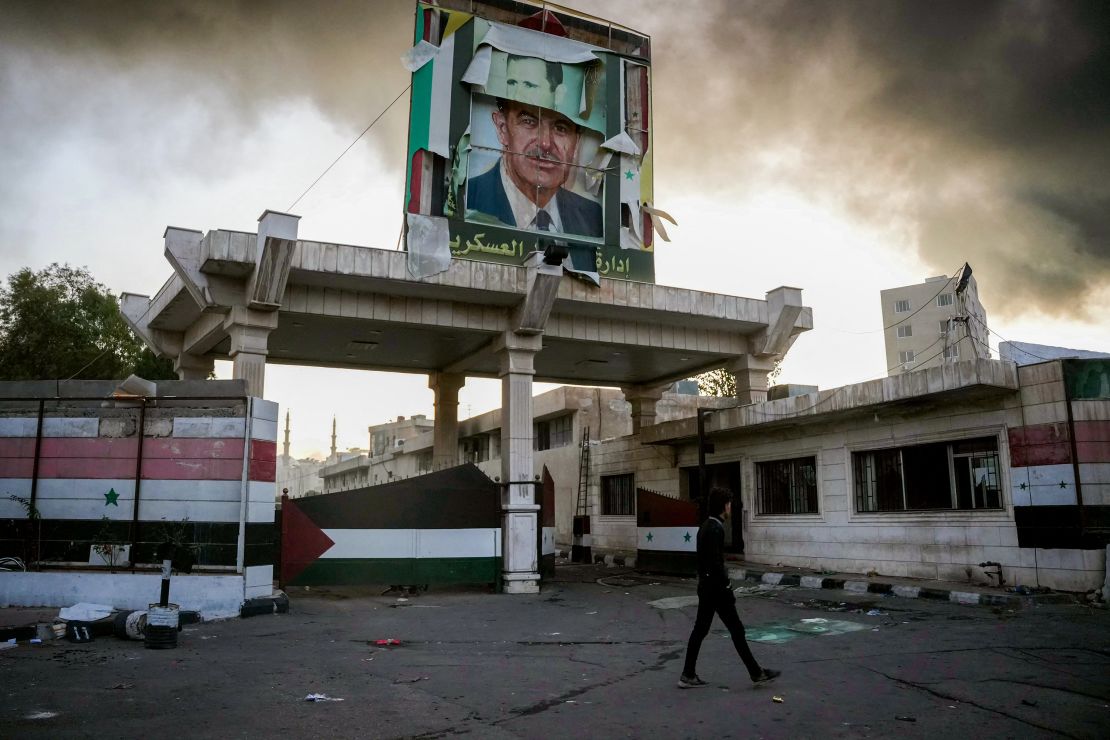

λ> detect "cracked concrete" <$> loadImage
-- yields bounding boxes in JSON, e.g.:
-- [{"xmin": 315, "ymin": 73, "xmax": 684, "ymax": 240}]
[{"xmin": 1, "ymin": 564, "xmax": 1107, "ymax": 738}]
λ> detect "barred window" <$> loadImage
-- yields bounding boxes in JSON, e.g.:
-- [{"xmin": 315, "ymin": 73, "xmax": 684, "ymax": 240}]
[
  {"xmin": 756, "ymin": 457, "xmax": 818, "ymax": 514},
  {"xmin": 895, "ymin": 299, "xmax": 911, "ymax": 313},
  {"xmin": 854, "ymin": 436, "xmax": 1001, "ymax": 512},
  {"xmin": 936, "ymin": 293, "xmax": 954, "ymax": 307},
  {"xmin": 601, "ymin": 473, "xmax": 635, "ymax": 516},
  {"xmin": 534, "ymin": 414, "xmax": 573, "ymax": 451}
]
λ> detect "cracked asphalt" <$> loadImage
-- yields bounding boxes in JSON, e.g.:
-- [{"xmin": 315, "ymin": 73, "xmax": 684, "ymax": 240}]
[{"xmin": 2, "ymin": 564, "xmax": 1108, "ymax": 739}]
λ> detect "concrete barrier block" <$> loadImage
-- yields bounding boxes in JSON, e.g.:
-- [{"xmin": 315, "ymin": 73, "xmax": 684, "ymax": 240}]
[
  {"xmin": 892, "ymin": 585, "xmax": 921, "ymax": 599},
  {"xmin": 950, "ymin": 591, "xmax": 981, "ymax": 605},
  {"xmin": 844, "ymin": 580, "xmax": 870, "ymax": 593},
  {"xmin": 800, "ymin": 575, "xmax": 825, "ymax": 589}
]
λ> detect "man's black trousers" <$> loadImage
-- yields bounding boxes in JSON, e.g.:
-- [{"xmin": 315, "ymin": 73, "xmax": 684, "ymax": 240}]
[{"xmin": 682, "ymin": 586, "xmax": 762, "ymax": 680}]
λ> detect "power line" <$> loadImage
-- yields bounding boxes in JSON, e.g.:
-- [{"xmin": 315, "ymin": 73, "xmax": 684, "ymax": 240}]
[
  {"xmin": 286, "ymin": 83, "xmax": 412, "ymax": 212},
  {"xmin": 818, "ymin": 265, "xmax": 964, "ymax": 336}
]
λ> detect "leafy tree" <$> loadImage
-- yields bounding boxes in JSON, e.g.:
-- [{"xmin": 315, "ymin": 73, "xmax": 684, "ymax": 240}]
[
  {"xmin": 695, "ymin": 359, "xmax": 784, "ymax": 398},
  {"xmin": 696, "ymin": 368, "xmax": 736, "ymax": 397},
  {"xmin": 0, "ymin": 263, "xmax": 175, "ymax": 381}
]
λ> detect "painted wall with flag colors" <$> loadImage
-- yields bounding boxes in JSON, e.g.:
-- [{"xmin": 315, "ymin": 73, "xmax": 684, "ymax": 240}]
[
  {"xmin": 0, "ymin": 383, "xmax": 276, "ymax": 598},
  {"xmin": 403, "ymin": 0, "xmax": 661, "ymax": 284}
]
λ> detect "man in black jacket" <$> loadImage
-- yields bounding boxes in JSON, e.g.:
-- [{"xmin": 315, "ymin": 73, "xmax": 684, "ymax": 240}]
[{"xmin": 679, "ymin": 487, "xmax": 780, "ymax": 688}]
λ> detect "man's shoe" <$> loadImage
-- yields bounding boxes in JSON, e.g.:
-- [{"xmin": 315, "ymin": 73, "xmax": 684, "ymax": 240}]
[
  {"xmin": 752, "ymin": 668, "xmax": 780, "ymax": 685},
  {"xmin": 677, "ymin": 674, "xmax": 707, "ymax": 689}
]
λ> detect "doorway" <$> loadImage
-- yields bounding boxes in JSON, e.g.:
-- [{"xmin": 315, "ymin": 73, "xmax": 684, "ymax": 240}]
[{"xmin": 682, "ymin": 462, "xmax": 744, "ymax": 554}]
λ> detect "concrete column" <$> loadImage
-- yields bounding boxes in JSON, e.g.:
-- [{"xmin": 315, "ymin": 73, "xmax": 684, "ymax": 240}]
[
  {"xmin": 173, "ymin": 353, "xmax": 214, "ymax": 381},
  {"xmin": 728, "ymin": 355, "xmax": 777, "ymax": 405},
  {"xmin": 495, "ymin": 331, "xmax": 543, "ymax": 594},
  {"xmin": 224, "ymin": 308, "xmax": 278, "ymax": 398},
  {"xmin": 622, "ymin": 384, "xmax": 667, "ymax": 434},
  {"xmin": 429, "ymin": 372, "xmax": 465, "ymax": 470}
]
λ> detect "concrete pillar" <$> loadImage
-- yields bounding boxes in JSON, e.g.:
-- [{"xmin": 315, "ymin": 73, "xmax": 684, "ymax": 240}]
[
  {"xmin": 429, "ymin": 372, "xmax": 465, "ymax": 470},
  {"xmin": 622, "ymin": 384, "xmax": 667, "ymax": 434},
  {"xmin": 224, "ymin": 308, "xmax": 278, "ymax": 398},
  {"xmin": 495, "ymin": 331, "xmax": 543, "ymax": 594},
  {"xmin": 174, "ymin": 353, "xmax": 214, "ymax": 381},
  {"xmin": 728, "ymin": 355, "xmax": 777, "ymax": 405}
]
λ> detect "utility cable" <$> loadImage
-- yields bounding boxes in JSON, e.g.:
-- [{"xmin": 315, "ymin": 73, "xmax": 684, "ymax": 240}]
[
  {"xmin": 65, "ymin": 346, "xmax": 113, "ymax": 380},
  {"xmin": 818, "ymin": 264, "xmax": 964, "ymax": 335},
  {"xmin": 286, "ymin": 83, "xmax": 412, "ymax": 212}
]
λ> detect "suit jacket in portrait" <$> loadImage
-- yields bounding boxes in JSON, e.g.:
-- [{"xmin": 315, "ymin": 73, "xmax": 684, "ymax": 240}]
[{"xmin": 466, "ymin": 161, "xmax": 603, "ymax": 238}]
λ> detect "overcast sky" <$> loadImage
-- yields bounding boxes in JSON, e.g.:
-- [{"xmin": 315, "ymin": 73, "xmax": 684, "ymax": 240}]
[{"xmin": 2, "ymin": 0, "xmax": 1107, "ymax": 458}]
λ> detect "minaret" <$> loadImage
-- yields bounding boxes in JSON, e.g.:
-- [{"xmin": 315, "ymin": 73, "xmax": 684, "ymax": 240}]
[
  {"xmin": 283, "ymin": 410, "xmax": 291, "ymax": 460},
  {"xmin": 330, "ymin": 416, "xmax": 338, "ymax": 462}
]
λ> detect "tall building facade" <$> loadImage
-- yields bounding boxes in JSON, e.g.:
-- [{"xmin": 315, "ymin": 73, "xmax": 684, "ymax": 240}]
[{"xmin": 880, "ymin": 273, "xmax": 989, "ymax": 376}]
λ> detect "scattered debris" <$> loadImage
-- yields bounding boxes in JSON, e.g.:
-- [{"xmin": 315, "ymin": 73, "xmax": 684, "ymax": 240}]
[
  {"xmin": 772, "ymin": 696, "xmax": 784, "ymax": 703},
  {"xmin": 895, "ymin": 716, "xmax": 916, "ymax": 722},
  {"xmin": 58, "ymin": 603, "xmax": 113, "ymax": 622},
  {"xmin": 393, "ymin": 676, "xmax": 428, "ymax": 684},
  {"xmin": 110, "ymin": 683, "xmax": 134, "ymax": 690},
  {"xmin": 374, "ymin": 638, "xmax": 401, "ymax": 646},
  {"xmin": 648, "ymin": 595, "xmax": 700, "ymax": 610},
  {"xmin": 25, "ymin": 711, "xmax": 59, "ymax": 720},
  {"xmin": 304, "ymin": 693, "xmax": 344, "ymax": 702},
  {"xmin": 1, "ymin": 639, "xmax": 17, "ymax": 651},
  {"xmin": 866, "ymin": 609, "xmax": 886, "ymax": 617}
]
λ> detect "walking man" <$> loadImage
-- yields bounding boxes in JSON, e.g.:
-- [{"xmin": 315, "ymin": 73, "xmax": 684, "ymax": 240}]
[{"xmin": 679, "ymin": 487, "xmax": 780, "ymax": 688}]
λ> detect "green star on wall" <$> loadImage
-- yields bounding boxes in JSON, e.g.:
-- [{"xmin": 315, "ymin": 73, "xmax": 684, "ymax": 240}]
[
  {"xmin": 104, "ymin": 488, "xmax": 120, "ymax": 506},
  {"xmin": 646, "ymin": 532, "xmax": 653, "ymax": 542},
  {"xmin": 684, "ymin": 532, "xmax": 692, "ymax": 542},
  {"xmin": 1059, "ymin": 481, "xmax": 1068, "ymax": 488},
  {"xmin": 624, "ymin": 170, "xmax": 635, "ymax": 181},
  {"xmin": 1019, "ymin": 482, "xmax": 1028, "ymax": 490}
]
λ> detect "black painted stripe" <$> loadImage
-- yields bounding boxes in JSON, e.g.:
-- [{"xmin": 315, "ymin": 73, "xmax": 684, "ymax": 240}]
[{"xmin": 294, "ymin": 464, "xmax": 501, "ymax": 530}]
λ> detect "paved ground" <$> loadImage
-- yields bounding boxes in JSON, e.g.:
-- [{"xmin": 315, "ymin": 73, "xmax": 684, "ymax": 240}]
[{"xmin": 2, "ymin": 564, "xmax": 1108, "ymax": 739}]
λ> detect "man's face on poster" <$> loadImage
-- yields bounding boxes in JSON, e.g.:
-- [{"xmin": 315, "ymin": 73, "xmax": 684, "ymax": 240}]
[
  {"xmin": 492, "ymin": 101, "xmax": 580, "ymax": 207},
  {"xmin": 505, "ymin": 56, "xmax": 557, "ymax": 109}
]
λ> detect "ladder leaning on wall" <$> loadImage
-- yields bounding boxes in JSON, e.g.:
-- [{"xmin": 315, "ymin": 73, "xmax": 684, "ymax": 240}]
[{"xmin": 572, "ymin": 427, "xmax": 592, "ymax": 563}]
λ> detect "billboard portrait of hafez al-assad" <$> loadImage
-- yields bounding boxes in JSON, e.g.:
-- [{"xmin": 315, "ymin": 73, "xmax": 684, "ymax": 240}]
[{"xmin": 467, "ymin": 53, "xmax": 603, "ymax": 238}]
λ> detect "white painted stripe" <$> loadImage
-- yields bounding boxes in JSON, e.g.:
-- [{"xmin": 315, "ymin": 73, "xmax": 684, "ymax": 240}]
[
  {"xmin": 4, "ymin": 479, "xmax": 248, "ymax": 522},
  {"xmin": 245, "ymin": 564, "xmax": 273, "ymax": 590},
  {"xmin": 0, "ymin": 418, "xmax": 100, "ymax": 438},
  {"xmin": 637, "ymin": 526, "xmax": 696, "ymax": 552},
  {"xmin": 0, "ymin": 418, "xmax": 38, "ymax": 437},
  {"xmin": 321, "ymin": 528, "xmax": 501, "ymax": 560},
  {"xmin": 248, "ymin": 500, "xmax": 275, "ymax": 524},
  {"xmin": 251, "ymin": 399, "xmax": 279, "ymax": 423},
  {"xmin": 0, "ymin": 479, "xmax": 33, "ymax": 516},
  {"xmin": 173, "ymin": 417, "xmax": 246, "ymax": 439},
  {"xmin": 248, "ymin": 480, "xmax": 276, "ymax": 504},
  {"xmin": 1010, "ymin": 464, "xmax": 1076, "ymax": 506},
  {"xmin": 251, "ymin": 419, "xmax": 278, "ymax": 443},
  {"xmin": 541, "ymin": 526, "xmax": 555, "ymax": 555}
]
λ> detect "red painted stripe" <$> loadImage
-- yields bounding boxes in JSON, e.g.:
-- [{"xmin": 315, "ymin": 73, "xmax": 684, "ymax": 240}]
[
  {"xmin": 1076, "ymin": 441, "xmax": 1110, "ymax": 464},
  {"xmin": 0, "ymin": 458, "xmax": 33, "ymax": 477},
  {"xmin": 1008, "ymin": 423, "xmax": 1072, "ymax": 467},
  {"xmin": 408, "ymin": 149, "xmax": 424, "ymax": 213},
  {"xmin": 0, "ymin": 437, "xmax": 246, "ymax": 460},
  {"xmin": 0, "ymin": 438, "xmax": 36, "ymax": 458},
  {"xmin": 636, "ymin": 489, "xmax": 700, "ymax": 527},
  {"xmin": 250, "ymin": 440, "xmax": 276, "ymax": 463},
  {"xmin": 249, "ymin": 459, "xmax": 276, "ymax": 483},
  {"xmin": 1074, "ymin": 420, "xmax": 1110, "ymax": 443}
]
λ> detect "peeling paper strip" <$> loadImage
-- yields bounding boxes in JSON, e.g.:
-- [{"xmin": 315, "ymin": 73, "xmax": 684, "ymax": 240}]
[
  {"xmin": 401, "ymin": 40, "xmax": 440, "ymax": 72},
  {"xmin": 406, "ymin": 213, "xmax": 452, "ymax": 280},
  {"xmin": 600, "ymin": 132, "xmax": 642, "ymax": 157},
  {"xmin": 478, "ymin": 22, "xmax": 602, "ymax": 65},
  {"xmin": 620, "ymin": 226, "xmax": 644, "ymax": 251},
  {"xmin": 427, "ymin": 33, "xmax": 456, "ymax": 159},
  {"xmin": 462, "ymin": 45, "xmax": 493, "ymax": 86},
  {"xmin": 643, "ymin": 204, "xmax": 676, "ymax": 242},
  {"xmin": 583, "ymin": 151, "xmax": 612, "ymax": 197}
]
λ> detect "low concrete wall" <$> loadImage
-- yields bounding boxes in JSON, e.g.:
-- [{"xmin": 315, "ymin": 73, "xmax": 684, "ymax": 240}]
[{"xmin": 0, "ymin": 570, "xmax": 259, "ymax": 620}]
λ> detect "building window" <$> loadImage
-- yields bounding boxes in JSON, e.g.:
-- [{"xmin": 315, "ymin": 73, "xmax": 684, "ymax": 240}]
[
  {"xmin": 534, "ymin": 414, "xmax": 573, "ymax": 451},
  {"xmin": 601, "ymin": 473, "xmax": 635, "ymax": 516},
  {"xmin": 895, "ymin": 299, "xmax": 911, "ymax": 313},
  {"xmin": 936, "ymin": 293, "xmax": 954, "ymax": 307},
  {"xmin": 461, "ymin": 434, "xmax": 489, "ymax": 463},
  {"xmin": 939, "ymin": 320, "xmax": 950, "ymax": 335},
  {"xmin": 897, "ymin": 325, "xmax": 912, "ymax": 338},
  {"xmin": 899, "ymin": 350, "xmax": 915, "ymax": 365},
  {"xmin": 756, "ymin": 457, "xmax": 818, "ymax": 514},
  {"xmin": 943, "ymin": 344, "xmax": 959, "ymax": 359},
  {"xmin": 853, "ymin": 436, "xmax": 1001, "ymax": 512}
]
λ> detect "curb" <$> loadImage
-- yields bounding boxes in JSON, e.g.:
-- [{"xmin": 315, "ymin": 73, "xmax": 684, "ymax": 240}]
[
  {"xmin": 727, "ymin": 567, "xmax": 1048, "ymax": 608},
  {"xmin": 240, "ymin": 591, "xmax": 290, "ymax": 618},
  {"xmin": 555, "ymin": 548, "xmax": 637, "ymax": 569}
]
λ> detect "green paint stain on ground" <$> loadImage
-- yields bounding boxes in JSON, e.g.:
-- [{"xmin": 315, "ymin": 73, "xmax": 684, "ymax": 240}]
[{"xmin": 747, "ymin": 618, "xmax": 866, "ymax": 644}]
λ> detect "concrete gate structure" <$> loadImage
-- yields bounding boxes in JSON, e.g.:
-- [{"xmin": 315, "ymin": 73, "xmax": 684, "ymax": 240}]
[{"xmin": 122, "ymin": 211, "xmax": 812, "ymax": 593}]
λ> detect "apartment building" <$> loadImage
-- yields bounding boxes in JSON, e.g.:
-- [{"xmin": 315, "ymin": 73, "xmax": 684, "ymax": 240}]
[{"xmin": 881, "ymin": 273, "xmax": 990, "ymax": 375}]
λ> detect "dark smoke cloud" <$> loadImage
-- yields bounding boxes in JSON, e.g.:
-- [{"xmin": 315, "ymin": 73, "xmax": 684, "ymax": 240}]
[{"xmin": 2, "ymin": 0, "xmax": 1107, "ymax": 319}]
